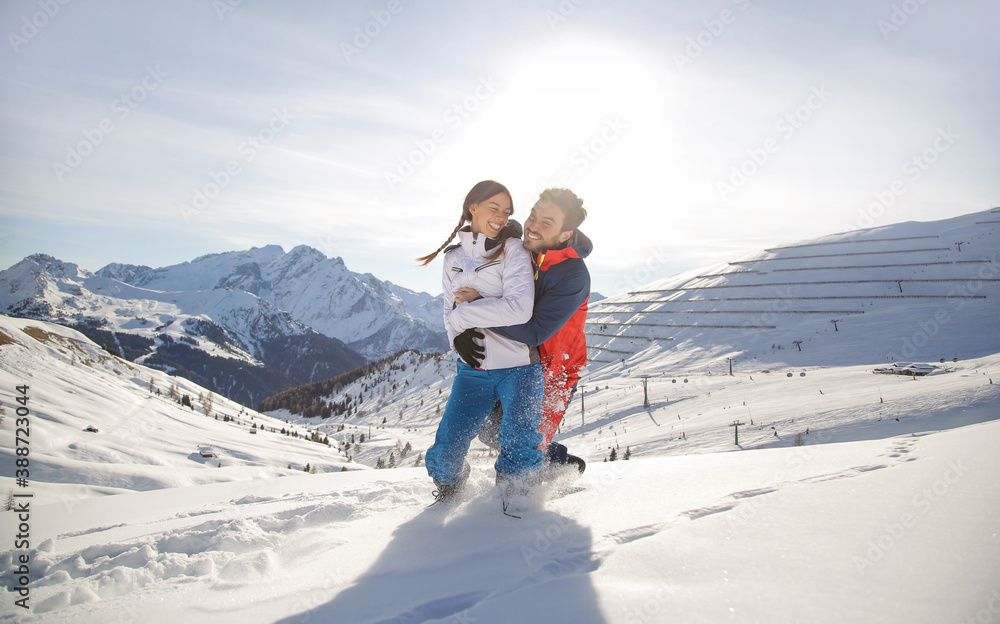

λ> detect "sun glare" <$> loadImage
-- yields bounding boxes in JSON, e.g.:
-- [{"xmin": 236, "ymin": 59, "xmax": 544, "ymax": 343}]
[
  {"xmin": 413, "ymin": 38, "xmax": 683, "ymax": 262},
  {"xmin": 422, "ymin": 38, "xmax": 671, "ymax": 196}
]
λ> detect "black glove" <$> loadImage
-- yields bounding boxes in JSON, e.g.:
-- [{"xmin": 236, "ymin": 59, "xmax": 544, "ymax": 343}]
[{"xmin": 454, "ymin": 328, "xmax": 485, "ymax": 368}]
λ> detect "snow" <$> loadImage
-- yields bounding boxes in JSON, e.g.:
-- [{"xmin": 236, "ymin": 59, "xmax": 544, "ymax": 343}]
[
  {"xmin": 1, "ymin": 208, "xmax": 999, "ymax": 622},
  {"xmin": 2, "ymin": 418, "xmax": 998, "ymax": 622},
  {"xmin": 0, "ymin": 316, "xmax": 364, "ymax": 505}
]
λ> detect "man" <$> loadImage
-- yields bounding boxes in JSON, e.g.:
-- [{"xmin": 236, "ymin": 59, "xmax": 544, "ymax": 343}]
[{"xmin": 454, "ymin": 187, "xmax": 592, "ymax": 476}]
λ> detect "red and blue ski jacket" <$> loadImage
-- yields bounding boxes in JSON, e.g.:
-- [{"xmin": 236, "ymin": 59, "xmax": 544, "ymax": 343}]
[{"xmin": 493, "ymin": 229, "xmax": 592, "ymax": 382}]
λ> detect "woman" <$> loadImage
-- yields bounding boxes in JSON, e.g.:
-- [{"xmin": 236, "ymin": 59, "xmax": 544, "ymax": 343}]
[{"xmin": 418, "ymin": 180, "xmax": 544, "ymax": 503}]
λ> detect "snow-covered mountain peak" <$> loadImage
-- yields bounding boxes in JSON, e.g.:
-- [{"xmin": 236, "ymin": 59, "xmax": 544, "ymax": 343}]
[
  {"xmin": 18, "ymin": 253, "xmax": 90, "ymax": 281},
  {"xmin": 96, "ymin": 261, "xmax": 154, "ymax": 285},
  {"xmin": 191, "ymin": 244, "xmax": 286, "ymax": 266},
  {"xmin": 87, "ymin": 245, "xmax": 447, "ymax": 359}
]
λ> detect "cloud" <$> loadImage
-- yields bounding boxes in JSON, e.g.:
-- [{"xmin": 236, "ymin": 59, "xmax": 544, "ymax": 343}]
[{"xmin": 0, "ymin": 0, "xmax": 998, "ymax": 299}]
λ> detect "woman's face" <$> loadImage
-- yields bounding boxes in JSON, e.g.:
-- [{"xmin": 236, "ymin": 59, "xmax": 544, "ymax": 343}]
[{"xmin": 468, "ymin": 192, "xmax": 512, "ymax": 238}]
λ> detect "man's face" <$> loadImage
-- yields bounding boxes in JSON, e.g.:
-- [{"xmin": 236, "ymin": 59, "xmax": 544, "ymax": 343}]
[{"xmin": 522, "ymin": 199, "xmax": 573, "ymax": 253}]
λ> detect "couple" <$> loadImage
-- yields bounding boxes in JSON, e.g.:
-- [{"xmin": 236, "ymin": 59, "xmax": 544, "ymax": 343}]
[{"xmin": 417, "ymin": 180, "xmax": 592, "ymax": 506}]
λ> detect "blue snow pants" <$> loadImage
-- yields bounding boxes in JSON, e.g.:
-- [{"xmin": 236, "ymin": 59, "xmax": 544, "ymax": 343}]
[{"xmin": 426, "ymin": 360, "xmax": 544, "ymax": 485}]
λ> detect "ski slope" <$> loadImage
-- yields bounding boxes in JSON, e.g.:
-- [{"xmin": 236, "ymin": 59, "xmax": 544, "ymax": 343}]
[{"xmin": 587, "ymin": 208, "xmax": 1000, "ymax": 370}]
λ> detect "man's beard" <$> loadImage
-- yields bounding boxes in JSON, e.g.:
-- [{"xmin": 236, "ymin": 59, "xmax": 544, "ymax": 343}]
[{"xmin": 523, "ymin": 230, "xmax": 558, "ymax": 253}]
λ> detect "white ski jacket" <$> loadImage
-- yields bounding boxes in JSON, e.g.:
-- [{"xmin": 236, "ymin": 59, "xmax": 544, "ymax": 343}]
[{"xmin": 442, "ymin": 229, "xmax": 535, "ymax": 370}]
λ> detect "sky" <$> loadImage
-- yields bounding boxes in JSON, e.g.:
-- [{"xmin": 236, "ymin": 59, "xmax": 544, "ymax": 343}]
[{"xmin": 0, "ymin": 0, "xmax": 998, "ymax": 298}]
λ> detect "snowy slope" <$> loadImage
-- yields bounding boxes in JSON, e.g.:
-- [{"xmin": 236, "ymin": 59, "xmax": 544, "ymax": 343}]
[
  {"xmin": 588, "ymin": 208, "xmax": 1000, "ymax": 371},
  {"xmin": 98, "ymin": 245, "xmax": 448, "ymax": 358},
  {"xmin": 0, "ymin": 315, "xmax": 368, "ymax": 507},
  {"xmin": 269, "ymin": 344, "xmax": 1000, "ymax": 473},
  {"xmin": 1, "ymin": 416, "xmax": 997, "ymax": 622}
]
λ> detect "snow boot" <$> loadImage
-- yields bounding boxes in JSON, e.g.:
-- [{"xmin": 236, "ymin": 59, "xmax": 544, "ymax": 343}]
[
  {"xmin": 428, "ymin": 461, "xmax": 471, "ymax": 506},
  {"xmin": 542, "ymin": 442, "xmax": 586, "ymax": 482},
  {"xmin": 496, "ymin": 470, "xmax": 542, "ymax": 518}
]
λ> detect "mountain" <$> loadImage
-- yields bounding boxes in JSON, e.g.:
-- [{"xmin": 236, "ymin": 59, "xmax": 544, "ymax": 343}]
[
  {"xmin": 98, "ymin": 244, "xmax": 448, "ymax": 359},
  {"xmin": 0, "ymin": 254, "xmax": 365, "ymax": 407}
]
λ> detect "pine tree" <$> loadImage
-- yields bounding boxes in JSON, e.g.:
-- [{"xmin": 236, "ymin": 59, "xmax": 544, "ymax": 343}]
[
  {"xmin": 200, "ymin": 391, "xmax": 214, "ymax": 416},
  {"xmin": 609, "ymin": 448, "xmax": 618, "ymax": 461},
  {"xmin": 623, "ymin": 446, "xmax": 631, "ymax": 460},
  {"xmin": 388, "ymin": 452, "xmax": 396, "ymax": 468},
  {"xmin": 304, "ymin": 463, "xmax": 311, "ymax": 473}
]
